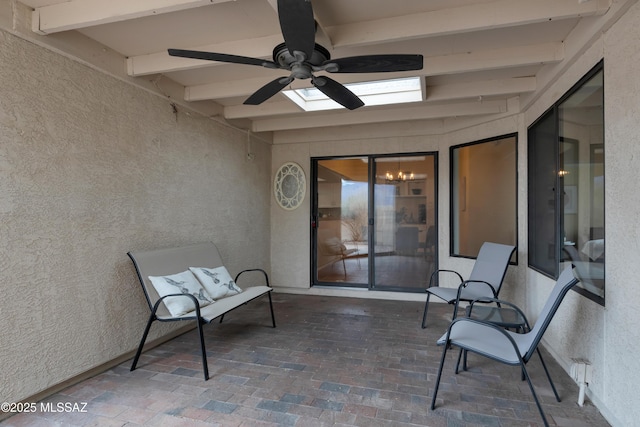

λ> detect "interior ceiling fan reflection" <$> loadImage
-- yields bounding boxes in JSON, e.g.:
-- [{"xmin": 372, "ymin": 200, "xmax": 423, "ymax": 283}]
[{"xmin": 168, "ymin": 0, "xmax": 423, "ymax": 110}]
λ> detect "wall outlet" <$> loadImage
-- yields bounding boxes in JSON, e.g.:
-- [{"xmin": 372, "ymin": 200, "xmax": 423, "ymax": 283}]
[{"xmin": 571, "ymin": 358, "xmax": 593, "ymax": 384}]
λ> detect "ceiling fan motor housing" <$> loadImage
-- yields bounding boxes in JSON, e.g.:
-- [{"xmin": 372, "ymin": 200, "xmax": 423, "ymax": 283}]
[{"xmin": 273, "ymin": 42, "xmax": 331, "ymax": 69}]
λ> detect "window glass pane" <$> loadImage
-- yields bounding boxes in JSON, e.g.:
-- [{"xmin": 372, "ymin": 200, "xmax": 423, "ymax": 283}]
[
  {"xmin": 559, "ymin": 68, "xmax": 605, "ymax": 301},
  {"xmin": 315, "ymin": 158, "xmax": 369, "ymax": 286},
  {"xmin": 451, "ymin": 135, "xmax": 517, "ymax": 259},
  {"xmin": 373, "ymin": 155, "xmax": 438, "ymax": 290},
  {"xmin": 528, "ymin": 111, "xmax": 559, "ymax": 276}
]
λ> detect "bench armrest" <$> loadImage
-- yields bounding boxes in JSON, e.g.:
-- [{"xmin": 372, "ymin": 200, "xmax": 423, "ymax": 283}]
[
  {"xmin": 235, "ymin": 268, "xmax": 271, "ymax": 288},
  {"xmin": 152, "ymin": 293, "xmax": 203, "ymax": 319}
]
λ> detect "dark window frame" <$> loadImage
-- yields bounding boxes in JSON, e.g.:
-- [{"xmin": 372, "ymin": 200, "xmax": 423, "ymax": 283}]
[
  {"xmin": 527, "ymin": 60, "xmax": 605, "ymax": 305},
  {"xmin": 310, "ymin": 152, "xmax": 439, "ymax": 292},
  {"xmin": 449, "ymin": 133, "xmax": 519, "ymax": 264}
]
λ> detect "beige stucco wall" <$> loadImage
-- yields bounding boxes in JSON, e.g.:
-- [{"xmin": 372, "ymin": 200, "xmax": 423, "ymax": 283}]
[
  {"xmin": 601, "ymin": 3, "xmax": 640, "ymax": 424},
  {"xmin": 0, "ymin": 30, "xmax": 272, "ymax": 404}
]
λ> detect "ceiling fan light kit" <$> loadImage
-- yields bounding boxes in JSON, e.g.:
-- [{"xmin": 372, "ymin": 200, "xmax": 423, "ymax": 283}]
[{"xmin": 168, "ymin": 0, "xmax": 423, "ymax": 110}]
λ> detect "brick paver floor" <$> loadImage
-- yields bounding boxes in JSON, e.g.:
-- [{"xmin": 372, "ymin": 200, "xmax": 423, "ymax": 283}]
[{"xmin": 2, "ymin": 293, "xmax": 609, "ymax": 426}]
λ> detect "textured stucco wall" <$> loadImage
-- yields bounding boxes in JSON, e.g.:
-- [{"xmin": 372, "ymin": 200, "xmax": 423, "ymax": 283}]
[
  {"xmin": 600, "ymin": 2, "xmax": 640, "ymax": 424},
  {"xmin": 0, "ymin": 30, "xmax": 271, "ymax": 403}
]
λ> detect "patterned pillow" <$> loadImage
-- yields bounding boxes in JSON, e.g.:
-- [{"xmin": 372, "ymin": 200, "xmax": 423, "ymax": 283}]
[
  {"xmin": 149, "ymin": 270, "xmax": 214, "ymax": 316},
  {"xmin": 190, "ymin": 266, "xmax": 243, "ymax": 299}
]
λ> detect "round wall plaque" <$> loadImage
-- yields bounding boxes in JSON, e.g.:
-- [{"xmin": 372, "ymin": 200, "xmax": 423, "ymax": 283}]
[{"xmin": 274, "ymin": 162, "xmax": 306, "ymax": 210}]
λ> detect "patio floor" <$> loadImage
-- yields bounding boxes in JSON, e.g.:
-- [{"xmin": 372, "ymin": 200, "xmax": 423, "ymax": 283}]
[{"xmin": 2, "ymin": 293, "xmax": 609, "ymax": 426}]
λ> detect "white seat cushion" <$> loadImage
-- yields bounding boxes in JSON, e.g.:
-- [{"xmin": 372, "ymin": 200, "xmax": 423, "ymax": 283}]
[
  {"xmin": 149, "ymin": 270, "xmax": 214, "ymax": 316},
  {"xmin": 190, "ymin": 266, "xmax": 243, "ymax": 299}
]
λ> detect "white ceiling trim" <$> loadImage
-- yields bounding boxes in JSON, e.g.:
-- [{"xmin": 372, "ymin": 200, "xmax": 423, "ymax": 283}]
[
  {"xmin": 31, "ymin": 0, "xmax": 236, "ymax": 35},
  {"xmin": 225, "ymin": 101, "xmax": 303, "ymax": 119},
  {"xmin": 423, "ymin": 42, "xmax": 564, "ymax": 75},
  {"xmin": 250, "ymin": 100, "xmax": 508, "ymax": 132},
  {"xmin": 425, "ymin": 77, "xmax": 536, "ymax": 102}
]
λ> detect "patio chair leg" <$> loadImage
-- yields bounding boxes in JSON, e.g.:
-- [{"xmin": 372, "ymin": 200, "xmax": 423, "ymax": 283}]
[
  {"xmin": 520, "ymin": 362, "xmax": 550, "ymax": 427},
  {"xmin": 536, "ymin": 347, "xmax": 561, "ymax": 402},
  {"xmin": 455, "ymin": 348, "xmax": 463, "ymax": 374},
  {"xmin": 196, "ymin": 319, "xmax": 209, "ymax": 380},
  {"xmin": 455, "ymin": 349, "xmax": 469, "ymax": 373},
  {"xmin": 431, "ymin": 341, "xmax": 450, "ymax": 410},
  {"xmin": 130, "ymin": 313, "xmax": 155, "ymax": 372},
  {"xmin": 421, "ymin": 293, "xmax": 432, "ymax": 329}
]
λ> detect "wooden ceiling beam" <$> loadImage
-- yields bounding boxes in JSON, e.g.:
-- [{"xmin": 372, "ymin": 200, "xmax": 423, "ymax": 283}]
[
  {"xmin": 327, "ymin": 0, "xmax": 610, "ymax": 48},
  {"xmin": 32, "ymin": 0, "xmax": 236, "ymax": 35},
  {"xmin": 250, "ymin": 100, "xmax": 508, "ymax": 132}
]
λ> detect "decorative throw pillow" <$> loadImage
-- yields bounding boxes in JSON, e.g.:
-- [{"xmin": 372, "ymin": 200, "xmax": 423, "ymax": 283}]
[
  {"xmin": 149, "ymin": 270, "xmax": 214, "ymax": 316},
  {"xmin": 190, "ymin": 266, "xmax": 243, "ymax": 299}
]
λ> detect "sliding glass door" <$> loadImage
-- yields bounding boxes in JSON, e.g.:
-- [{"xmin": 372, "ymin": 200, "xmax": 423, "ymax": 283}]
[
  {"xmin": 312, "ymin": 153, "xmax": 437, "ymax": 292},
  {"xmin": 372, "ymin": 155, "xmax": 437, "ymax": 290},
  {"xmin": 314, "ymin": 157, "xmax": 369, "ymax": 286}
]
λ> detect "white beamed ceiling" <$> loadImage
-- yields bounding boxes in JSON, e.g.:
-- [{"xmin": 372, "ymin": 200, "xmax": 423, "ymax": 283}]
[{"xmin": 12, "ymin": 0, "xmax": 621, "ymax": 135}]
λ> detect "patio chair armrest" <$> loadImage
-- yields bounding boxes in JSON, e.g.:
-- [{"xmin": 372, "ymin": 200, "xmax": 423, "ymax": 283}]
[
  {"xmin": 427, "ymin": 269, "xmax": 464, "ymax": 289},
  {"xmin": 467, "ymin": 297, "xmax": 532, "ymax": 329},
  {"xmin": 235, "ymin": 268, "xmax": 271, "ymax": 287},
  {"xmin": 467, "ymin": 296, "xmax": 502, "ymax": 308},
  {"xmin": 454, "ymin": 279, "xmax": 497, "ymax": 305},
  {"xmin": 441, "ymin": 317, "xmax": 526, "ymax": 362},
  {"xmin": 459, "ymin": 279, "xmax": 496, "ymax": 295}
]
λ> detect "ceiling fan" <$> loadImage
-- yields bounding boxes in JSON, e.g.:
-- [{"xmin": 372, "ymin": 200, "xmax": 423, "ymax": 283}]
[{"xmin": 168, "ymin": 0, "xmax": 424, "ymax": 110}]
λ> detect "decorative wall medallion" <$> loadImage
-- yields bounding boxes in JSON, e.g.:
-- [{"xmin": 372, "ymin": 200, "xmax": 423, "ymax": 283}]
[{"xmin": 274, "ymin": 162, "xmax": 306, "ymax": 210}]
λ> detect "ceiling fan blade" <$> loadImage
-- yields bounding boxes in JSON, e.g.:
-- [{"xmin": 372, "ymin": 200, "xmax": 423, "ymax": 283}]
[
  {"xmin": 244, "ymin": 77, "xmax": 293, "ymax": 105},
  {"xmin": 168, "ymin": 49, "xmax": 278, "ymax": 68},
  {"xmin": 312, "ymin": 76, "xmax": 364, "ymax": 110},
  {"xmin": 324, "ymin": 54, "xmax": 424, "ymax": 73},
  {"xmin": 277, "ymin": 0, "xmax": 316, "ymax": 59}
]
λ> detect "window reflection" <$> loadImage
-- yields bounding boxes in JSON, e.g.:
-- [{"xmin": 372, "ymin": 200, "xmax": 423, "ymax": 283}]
[{"xmin": 559, "ymin": 68, "xmax": 605, "ymax": 301}]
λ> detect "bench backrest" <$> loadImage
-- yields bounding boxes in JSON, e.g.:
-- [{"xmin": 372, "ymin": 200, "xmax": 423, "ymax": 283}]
[{"xmin": 128, "ymin": 242, "xmax": 224, "ymax": 317}]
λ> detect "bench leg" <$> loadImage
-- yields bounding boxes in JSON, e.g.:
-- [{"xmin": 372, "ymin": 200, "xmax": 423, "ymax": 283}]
[
  {"xmin": 196, "ymin": 319, "xmax": 209, "ymax": 380},
  {"xmin": 268, "ymin": 292, "xmax": 276, "ymax": 328},
  {"xmin": 131, "ymin": 314, "xmax": 155, "ymax": 372}
]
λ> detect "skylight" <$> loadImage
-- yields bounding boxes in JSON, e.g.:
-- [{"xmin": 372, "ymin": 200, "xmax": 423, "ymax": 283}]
[{"xmin": 283, "ymin": 77, "xmax": 423, "ymax": 111}]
